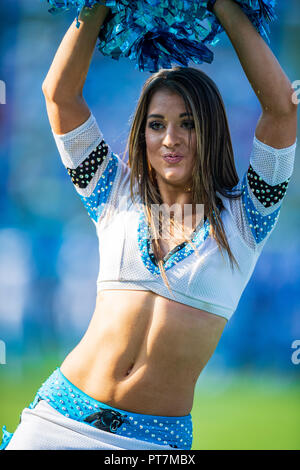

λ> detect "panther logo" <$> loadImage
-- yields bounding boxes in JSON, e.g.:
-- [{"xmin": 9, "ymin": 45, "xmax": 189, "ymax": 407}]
[{"xmin": 84, "ymin": 408, "xmax": 127, "ymax": 433}]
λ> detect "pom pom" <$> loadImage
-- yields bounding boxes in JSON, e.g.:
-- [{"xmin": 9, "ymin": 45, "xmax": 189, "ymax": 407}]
[
  {"xmin": 98, "ymin": 2, "xmax": 217, "ymax": 72},
  {"xmin": 45, "ymin": 1, "xmax": 277, "ymax": 72},
  {"xmin": 47, "ymin": 0, "xmax": 102, "ymax": 26}
]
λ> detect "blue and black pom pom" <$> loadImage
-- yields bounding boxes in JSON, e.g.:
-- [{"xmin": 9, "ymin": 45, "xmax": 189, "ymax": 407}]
[{"xmin": 44, "ymin": 0, "xmax": 277, "ymax": 72}]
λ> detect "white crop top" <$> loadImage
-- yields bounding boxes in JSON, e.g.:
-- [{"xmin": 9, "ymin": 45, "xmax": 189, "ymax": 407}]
[{"xmin": 52, "ymin": 113, "xmax": 297, "ymax": 321}]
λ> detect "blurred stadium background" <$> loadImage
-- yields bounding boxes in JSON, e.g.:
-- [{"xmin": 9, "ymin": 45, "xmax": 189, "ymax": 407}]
[{"xmin": 0, "ymin": 0, "xmax": 299, "ymax": 450}]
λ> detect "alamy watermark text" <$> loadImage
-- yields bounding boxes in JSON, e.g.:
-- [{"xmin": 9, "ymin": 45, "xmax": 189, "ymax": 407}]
[
  {"xmin": 0, "ymin": 340, "xmax": 6, "ymax": 364},
  {"xmin": 0, "ymin": 80, "xmax": 6, "ymax": 104},
  {"xmin": 291, "ymin": 340, "xmax": 300, "ymax": 365}
]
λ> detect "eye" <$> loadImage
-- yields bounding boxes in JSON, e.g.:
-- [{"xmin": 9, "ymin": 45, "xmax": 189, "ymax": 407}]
[
  {"xmin": 182, "ymin": 120, "xmax": 195, "ymax": 130},
  {"xmin": 148, "ymin": 121, "xmax": 164, "ymax": 130},
  {"xmin": 148, "ymin": 120, "xmax": 195, "ymax": 131}
]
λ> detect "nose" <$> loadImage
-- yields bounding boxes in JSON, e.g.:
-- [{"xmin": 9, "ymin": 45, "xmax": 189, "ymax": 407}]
[{"xmin": 162, "ymin": 125, "xmax": 181, "ymax": 149}]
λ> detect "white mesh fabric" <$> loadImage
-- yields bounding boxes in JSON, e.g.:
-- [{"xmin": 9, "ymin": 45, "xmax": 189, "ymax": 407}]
[
  {"xmin": 222, "ymin": 135, "xmax": 297, "ymax": 251},
  {"xmin": 6, "ymin": 401, "xmax": 173, "ymax": 450},
  {"xmin": 250, "ymin": 136, "xmax": 296, "ymax": 185},
  {"xmin": 52, "ymin": 113, "xmax": 103, "ymax": 169},
  {"xmin": 52, "ymin": 113, "xmax": 132, "ymax": 223},
  {"xmin": 50, "ymin": 119, "xmax": 298, "ymax": 321},
  {"xmin": 219, "ymin": 187, "xmax": 258, "ymax": 251},
  {"xmin": 98, "ymin": 153, "xmax": 133, "ymax": 225}
]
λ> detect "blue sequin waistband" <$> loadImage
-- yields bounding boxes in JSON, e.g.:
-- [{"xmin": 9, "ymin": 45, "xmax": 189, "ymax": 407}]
[{"xmin": 29, "ymin": 368, "xmax": 193, "ymax": 450}]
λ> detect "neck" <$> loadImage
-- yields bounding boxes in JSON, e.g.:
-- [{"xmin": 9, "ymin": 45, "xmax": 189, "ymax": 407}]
[
  {"xmin": 157, "ymin": 180, "xmax": 193, "ymax": 207},
  {"xmin": 155, "ymin": 182, "xmax": 206, "ymax": 239}
]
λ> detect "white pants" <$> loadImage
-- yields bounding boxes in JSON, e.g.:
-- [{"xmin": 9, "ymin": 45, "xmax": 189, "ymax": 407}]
[{"xmin": 6, "ymin": 400, "xmax": 173, "ymax": 450}]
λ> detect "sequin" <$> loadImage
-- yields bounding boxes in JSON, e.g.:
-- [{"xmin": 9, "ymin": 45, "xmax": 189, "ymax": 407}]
[
  {"xmin": 241, "ymin": 174, "xmax": 280, "ymax": 244},
  {"xmin": 46, "ymin": 1, "xmax": 277, "ymax": 73},
  {"xmin": 0, "ymin": 426, "xmax": 14, "ymax": 450},
  {"xmin": 247, "ymin": 164, "xmax": 290, "ymax": 207},
  {"xmin": 26, "ymin": 368, "xmax": 193, "ymax": 450},
  {"xmin": 137, "ymin": 209, "xmax": 211, "ymax": 277},
  {"xmin": 67, "ymin": 140, "xmax": 109, "ymax": 189},
  {"xmin": 80, "ymin": 153, "xmax": 118, "ymax": 222}
]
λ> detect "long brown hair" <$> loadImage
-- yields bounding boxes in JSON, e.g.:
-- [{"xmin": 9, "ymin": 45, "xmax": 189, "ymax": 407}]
[{"xmin": 126, "ymin": 66, "xmax": 242, "ymax": 291}]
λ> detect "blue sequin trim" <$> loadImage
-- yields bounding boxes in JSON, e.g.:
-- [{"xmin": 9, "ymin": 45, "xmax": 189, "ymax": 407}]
[
  {"xmin": 137, "ymin": 210, "xmax": 211, "ymax": 277},
  {"xmin": 29, "ymin": 368, "xmax": 193, "ymax": 450},
  {"xmin": 241, "ymin": 174, "xmax": 280, "ymax": 244},
  {"xmin": 0, "ymin": 426, "xmax": 14, "ymax": 450},
  {"xmin": 80, "ymin": 153, "xmax": 118, "ymax": 222}
]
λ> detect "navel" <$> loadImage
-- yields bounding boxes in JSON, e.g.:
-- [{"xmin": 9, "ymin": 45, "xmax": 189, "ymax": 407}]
[{"xmin": 124, "ymin": 363, "xmax": 135, "ymax": 377}]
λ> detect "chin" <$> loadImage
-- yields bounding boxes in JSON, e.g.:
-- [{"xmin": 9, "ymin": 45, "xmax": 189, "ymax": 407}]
[{"xmin": 162, "ymin": 169, "xmax": 186, "ymax": 181}]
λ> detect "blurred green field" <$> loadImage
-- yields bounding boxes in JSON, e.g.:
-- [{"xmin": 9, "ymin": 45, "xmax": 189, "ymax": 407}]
[
  {"xmin": 1, "ymin": 359, "xmax": 300, "ymax": 450},
  {"xmin": 192, "ymin": 374, "xmax": 300, "ymax": 450}
]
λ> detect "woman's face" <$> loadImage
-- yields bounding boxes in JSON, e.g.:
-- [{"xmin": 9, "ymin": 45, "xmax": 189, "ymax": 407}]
[{"xmin": 145, "ymin": 89, "xmax": 197, "ymax": 191}]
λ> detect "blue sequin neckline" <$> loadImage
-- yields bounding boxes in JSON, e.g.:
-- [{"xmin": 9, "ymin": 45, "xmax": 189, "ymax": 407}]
[{"xmin": 137, "ymin": 210, "xmax": 211, "ymax": 277}]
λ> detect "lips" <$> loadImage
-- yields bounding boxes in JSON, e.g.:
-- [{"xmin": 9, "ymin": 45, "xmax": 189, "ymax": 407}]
[{"xmin": 163, "ymin": 154, "xmax": 184, "ymax": 163}]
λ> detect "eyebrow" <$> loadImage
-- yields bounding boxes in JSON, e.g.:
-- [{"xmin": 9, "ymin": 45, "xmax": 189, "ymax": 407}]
[{"xmin": 147, "ymin": 112, "xmax": 193, "ymax": 119}]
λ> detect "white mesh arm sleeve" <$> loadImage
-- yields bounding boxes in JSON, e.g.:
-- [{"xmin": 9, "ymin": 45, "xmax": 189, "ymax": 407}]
[
  {"xmin": 251, "ymin": 136, "xmax": 296, "ymax": 186},
  {"xmin": 225, "ymin": 136, "xmax": 297, "ymax": 251},
  {"xmin": 52, "ymin": 113, "xmax": 103, "ymax": 169},
  {"xmin": 52, "ymin": 113, "xmax": 131, "ymax": 223}
]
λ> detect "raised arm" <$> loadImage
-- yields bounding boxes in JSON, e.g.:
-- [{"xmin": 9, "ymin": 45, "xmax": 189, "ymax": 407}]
[
  {"xmin": 42, "ymin": 4, "xmax": 131, "ymax": 225},
  {"xmin": 212, "ymin": 0, "xmax": 298, "ymax": 148},
  {"xmin": 42, "ymin": 4, "xmax": 110, "ymax": 135}
]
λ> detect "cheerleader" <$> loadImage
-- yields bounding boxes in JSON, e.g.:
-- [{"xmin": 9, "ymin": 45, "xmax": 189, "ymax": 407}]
[{"xmin": 2, "ymin": 0, "xmax": 297, "ymax": 450}]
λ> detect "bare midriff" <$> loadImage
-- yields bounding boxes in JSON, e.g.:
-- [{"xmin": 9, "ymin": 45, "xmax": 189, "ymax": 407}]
[{"xmin": 60, "ymin": 290, "xmax": 227, "ymax": 417}]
